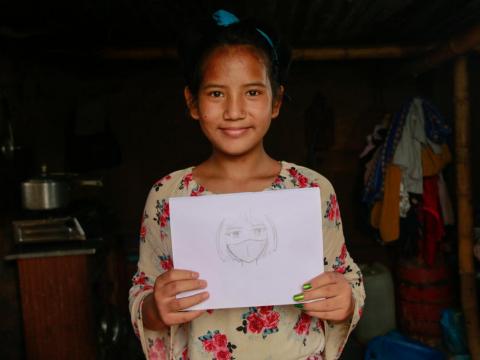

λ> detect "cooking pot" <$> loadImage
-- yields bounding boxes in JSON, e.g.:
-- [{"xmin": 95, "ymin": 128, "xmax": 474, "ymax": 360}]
[{"xmin": 21, "ymin": 166, "xmax": 102, "ymax": 210}]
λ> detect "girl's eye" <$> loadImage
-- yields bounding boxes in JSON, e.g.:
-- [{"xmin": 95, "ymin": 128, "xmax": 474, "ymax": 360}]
[
  {"xmin": 209, "ymin": 91, "xmax": 223, "ymax": 98},
  {"xmin": 247, "ymin": 90, "xmax": 261, "ymax": 96}
]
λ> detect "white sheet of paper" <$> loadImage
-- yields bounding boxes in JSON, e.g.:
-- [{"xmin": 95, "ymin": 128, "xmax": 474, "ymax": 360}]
[{"xmin": 170, "ymin": 187, "xmax": 324, "ymax": 310}]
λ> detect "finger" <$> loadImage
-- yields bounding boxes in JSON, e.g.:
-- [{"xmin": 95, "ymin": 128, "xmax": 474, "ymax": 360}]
[
  {"xmin": 163, "ymin": 279, "xmax": 208, "ymax": 297},
  {"xmin": 302, "ymin": 297, "xmax": 343, "ymax": 313},
  {"xmin": 156, "ymin": 269, "xmax": 199, "ymax": 288},
  {"xmin": 304, "ymin": 272, "xmax": 341, "ymax": 290},
  {"xmin": 301, "ymin": 284, "xmax": 339, "ymax": 301},
  {"xmin": 168, "ymin": 291, "xmax": 210, "ymax": 312}
]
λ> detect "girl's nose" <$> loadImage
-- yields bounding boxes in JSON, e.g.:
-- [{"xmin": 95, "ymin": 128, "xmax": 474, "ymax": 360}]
[{"xmin": 224, "ymin": 95, "xmax": 246, "ymax": 121}]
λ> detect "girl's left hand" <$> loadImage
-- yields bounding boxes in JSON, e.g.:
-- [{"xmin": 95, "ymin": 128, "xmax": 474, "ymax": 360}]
[{"xmin": 293, "ymin": 271, "xmax": 354, "ymax": 322}]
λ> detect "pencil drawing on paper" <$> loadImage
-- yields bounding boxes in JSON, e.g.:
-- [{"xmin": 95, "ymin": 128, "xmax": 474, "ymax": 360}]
[{"xmin": 216, "ymin": 211, "xmax": 278, "ymax": 264}]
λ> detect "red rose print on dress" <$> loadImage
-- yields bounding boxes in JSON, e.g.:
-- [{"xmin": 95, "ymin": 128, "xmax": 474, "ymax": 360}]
[
  {"xmin": 287, "ymin": 167, "xmax": 318, "ymax": 188},
  {"xmin": 190, "ymin": 184, "xmax": 205, "ymax": 197},
  {"xmin": 179, "ymin": 173, "xmax": 193, "ymax": 190},
  {"xmin": 153, "ymin": 174, "xmax": 172, "ymax": 192},
  {"xmin": 131, "ymin": 271, "xmax": 153, "ymax": 297},
  {"xmin": 236, "ymin": 306, "xmax": 280, "ymax": 339},
  {"xmin": 180, "ymin": 347, "xmax": 189, "ymax": 360},
  {"xmin": 198, "ymin": 330, "xmax": 236, "ymax": 359},
  {"xmin": 271, "ymin": 174, "xmax": 287, "ymax": 189},
  {"xmin": 147, "ymin": 337, "xmax": 166, "ymax": 360},
  {"xmin": 159, "ymin": 255, "xmax": 173, "ymax": 271},
  {"xmin": 324, "ymin": 193, "xmax": 341, "ymax": 227},
  {"xmin": 294, "ymin": 313, "xmax": 312, "ymax": 336},
  {"xmin": 332, "ymin": 243, "xmax": 352, "ymax": 274},
  {"xmin": 152, "ymin": 199, "xmax": 170, "ymax": 241},
  {"xmin": 139, "ymin": 213, "xmax": 148, "ymax": 242}
]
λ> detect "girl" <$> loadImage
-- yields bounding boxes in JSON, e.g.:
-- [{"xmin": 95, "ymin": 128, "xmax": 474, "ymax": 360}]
[{"xmin": 130, "ymin": 10, "xmax": 365, "ymax": 360}]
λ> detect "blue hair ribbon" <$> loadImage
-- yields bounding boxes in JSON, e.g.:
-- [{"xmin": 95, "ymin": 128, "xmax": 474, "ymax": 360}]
[
  {"xmin": 212, "ymin": 9, "xmax": 240, "ymax": 26},
  {"xmin": 212, "ymin": 9, "xmax": 278, "ymax": 62}
]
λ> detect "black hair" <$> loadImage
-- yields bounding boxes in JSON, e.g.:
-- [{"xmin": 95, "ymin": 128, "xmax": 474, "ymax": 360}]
[{"xmin": 177, "ymin": 15, "xmax": 291, "ymax": 101}]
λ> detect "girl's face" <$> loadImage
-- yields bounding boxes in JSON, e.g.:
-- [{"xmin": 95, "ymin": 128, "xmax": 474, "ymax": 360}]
[{"xmin": 185, "ymin": 45, "xmax": 283, "ymax": 158}]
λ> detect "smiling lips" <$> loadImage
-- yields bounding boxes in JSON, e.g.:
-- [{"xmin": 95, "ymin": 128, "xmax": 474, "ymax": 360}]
[{"xmin": 220, "ymin": 127, "xmax": 252, "ymax": 137}]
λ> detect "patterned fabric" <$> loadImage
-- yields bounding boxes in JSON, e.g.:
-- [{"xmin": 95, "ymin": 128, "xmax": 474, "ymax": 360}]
[
  {"xmin": 129, "ymin": 161, "xmax": 365, "ymax": 360},
  {"xmin": 362, "ymin": 97, "xmax": 451, "ymax": 205}
]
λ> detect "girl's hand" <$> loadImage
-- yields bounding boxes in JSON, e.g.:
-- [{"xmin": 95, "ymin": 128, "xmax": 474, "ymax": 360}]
[
  {"xmin": 293, "ymin": 271, "xmax": 354, "ymax": 322},
  {"xmin": 143, "ymin": 269, "xmax": 209, "ymax": 330}
]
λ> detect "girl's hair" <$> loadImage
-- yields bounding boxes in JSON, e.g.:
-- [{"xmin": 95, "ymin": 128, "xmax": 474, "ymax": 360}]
[{"xmin": 177, "ymin": 14, "xmax": 291, "ymax": 101}]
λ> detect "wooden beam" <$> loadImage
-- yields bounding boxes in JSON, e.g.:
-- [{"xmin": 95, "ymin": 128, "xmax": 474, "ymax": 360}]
[
  {"xmin": 100, "ymin": 47, "xmax": 177, "ymax": 60},
  {"xmin": 408, "ymin": 23, "xmax": 480, "ymax": 75},
  {"xmin": 291, "ymin": 46, "xmax": 429, "ymax": 60},
  {"xmin": 453, "ymin": 56, "xmax": 480, "ymax": 360},
  {"xmin": 99, "ymin": 45, "xmax": 430, "ymax": 61}
]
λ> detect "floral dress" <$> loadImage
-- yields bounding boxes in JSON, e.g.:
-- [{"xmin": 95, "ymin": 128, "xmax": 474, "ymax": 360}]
[{"xmin": 129, "ymin": 161, "xmax": 365, "ymax": 360}]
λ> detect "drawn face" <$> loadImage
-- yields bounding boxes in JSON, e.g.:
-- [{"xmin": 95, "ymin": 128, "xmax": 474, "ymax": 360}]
[{"xmin": 217, "ymin": 213, "xmax": 277, "ymax": 264}]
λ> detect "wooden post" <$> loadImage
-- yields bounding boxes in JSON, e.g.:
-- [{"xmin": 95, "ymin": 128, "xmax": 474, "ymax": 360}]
[{"xmin": 453, "ymin": 56, "xmax": 480, "ymax": 359}]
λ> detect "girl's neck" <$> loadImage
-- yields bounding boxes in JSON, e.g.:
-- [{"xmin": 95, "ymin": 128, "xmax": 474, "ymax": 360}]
[{"xmin": 193, "ymin": 147, "xmax": 281, "ymax": 193}]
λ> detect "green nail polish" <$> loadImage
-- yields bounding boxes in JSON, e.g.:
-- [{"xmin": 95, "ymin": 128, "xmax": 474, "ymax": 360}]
[
  {"xmin": 294, "ymin": 303, "xmax": 304, "ymax": 309},
  {"xmin": 293, "ymin": 294, "xmax": 304, "ymax": 302},
  {"xmin": 303, "ymin": 283, "xmax": 312, "ymax": 290}
]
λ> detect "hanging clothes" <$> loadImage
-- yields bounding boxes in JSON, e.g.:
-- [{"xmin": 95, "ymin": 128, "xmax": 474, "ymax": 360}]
[{"xmin": 419, "ymin": 176, "xmax": 445, "ymax": 266}]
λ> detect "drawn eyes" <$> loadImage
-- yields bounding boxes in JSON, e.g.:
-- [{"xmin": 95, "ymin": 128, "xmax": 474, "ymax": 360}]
[
  {"xmin": 226, "ymin": 227, "xmax": 266, "ymax": 239},
  {"xmin": 252, "ymin": 227, "xmax": 266, "ymax": 236},
  {"xmin": 227, "ymin": 230, "xmax": 242, "ymax": 239}
]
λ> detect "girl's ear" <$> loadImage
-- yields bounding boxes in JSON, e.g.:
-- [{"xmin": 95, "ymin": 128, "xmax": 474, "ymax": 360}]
[
  {"xmin": 271, "ymin": 85, "xmax": 285, "ymax": 119},
  {"xmin": 184, "ymin": 87, "xmax": 200, "ymax": 120}
]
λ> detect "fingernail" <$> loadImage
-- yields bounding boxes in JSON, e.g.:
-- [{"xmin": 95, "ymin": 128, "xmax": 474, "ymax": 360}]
[
  {"xmin": 294, "ymin": 303, "xmax": 304, "ymax": 309},
  {"xmin": 303, "ymin": 283, "xmax": 312, "ymax": 290},
  {"xmin": 192, "ymin": 272, "xmax": 199, "ymax": 278},
  {"xmin": 293, "ymin": 294, "xmax": 304, "ymax": 302}
]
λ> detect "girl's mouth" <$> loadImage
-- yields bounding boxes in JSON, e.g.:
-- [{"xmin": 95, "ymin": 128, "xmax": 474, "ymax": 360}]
[{"xmin": 220, "ymin": 127, "xmax": 251, "ymax": 137}]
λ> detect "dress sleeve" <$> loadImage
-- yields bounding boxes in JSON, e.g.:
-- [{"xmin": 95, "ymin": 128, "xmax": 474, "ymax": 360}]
[
  {"xmin": 320, "ymin": 182, "xmax": 366, "ymax": 360},
  {"xmin": 129, "ymin": 186, "xmax": 173, "ymax": 359}
]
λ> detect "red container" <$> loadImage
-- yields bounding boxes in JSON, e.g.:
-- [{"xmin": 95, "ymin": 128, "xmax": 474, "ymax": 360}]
[{"xmin": 397, "ymin": 260, "xmax": 454, "ymax": 345}]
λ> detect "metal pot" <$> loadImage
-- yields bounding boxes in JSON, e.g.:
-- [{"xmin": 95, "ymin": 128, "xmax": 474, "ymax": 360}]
[
  {"xmin": 21, "ymin": 177, "xmax": 71, "ymax": 210},
  {"xmin": 20, "ymin": 166, "xmax": 103, "ymax": 210}
]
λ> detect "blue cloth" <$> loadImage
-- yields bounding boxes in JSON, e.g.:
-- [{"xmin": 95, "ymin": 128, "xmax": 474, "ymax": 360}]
[
  {"xmin": 362, "ymin": 97, "xmax": 451, "ymax": 206},
  {"xmin": 212, "ymin": 9, "xmax": 240, "ymax": 27}
]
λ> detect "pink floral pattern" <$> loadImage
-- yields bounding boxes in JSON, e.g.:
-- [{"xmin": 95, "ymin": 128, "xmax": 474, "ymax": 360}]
[
  {"xmin": 155, "ymin": 199, "xmax": 170, "ymax": 228},
  {"xmin": 159, "ymin": 255, "xmax": 173, "ymax": 271},
  {"xmin": 139, "ymin": 213, "xmax": 148, "ymax": 242},
  {"xmin": 324, "ymin": 193, "xmax": 341, "ymax": 227},
  {"xmin": 179, "ymin": 347, "xmax": 189, "ymax": 360},
  {"xmin": 294, "ymin": 313, "xmax": 312, "ymax": 336},
  {"xmin": 236, "ymin": 306, "xmax": 280, "ymax": 339},
  {"xmin": 191, "ymin": 184, "xmax": 206, "ymax": 197},
  {"xmin": 179, "ymin": 173, "xmax": 193, "ymax": 190},
  {"xmin": 130, "ymin": 163, "xmax": 365, "ymax": 360},
  {"xmin": 147, "ymin": 337, "xmax": 167, "ymax": 360},
  {"xmin": 153, "ymin": 175, "xmax": 172, "ymax": 192},
  {"xmin": 199, "ymin": 330, "xmax": 236, "ymax": 359},
  {"xmin": 332, "ymin": 243, "xmax": 352, "ymax": 274}
]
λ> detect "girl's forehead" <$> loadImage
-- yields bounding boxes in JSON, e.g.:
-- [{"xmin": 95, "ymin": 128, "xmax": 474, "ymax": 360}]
[{"xmin": 201, "ymin": 45, "xmax": 269, "ymax": 83}]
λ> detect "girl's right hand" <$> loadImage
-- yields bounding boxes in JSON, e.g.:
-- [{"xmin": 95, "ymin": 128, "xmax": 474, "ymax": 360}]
[{"xmin": 147, "ymin": 269, "xmax": 209, "ymax": 329}]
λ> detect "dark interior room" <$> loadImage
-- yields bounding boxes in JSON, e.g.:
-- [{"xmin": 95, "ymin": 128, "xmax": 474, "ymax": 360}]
[{"xmin": 1, "ymin": 1, "xmax": 480, "ymax": 359}]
